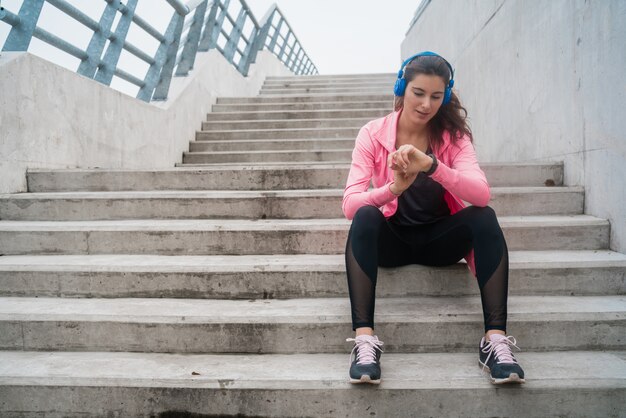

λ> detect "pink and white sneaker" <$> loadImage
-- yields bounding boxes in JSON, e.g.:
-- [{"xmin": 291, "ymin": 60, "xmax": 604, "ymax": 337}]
[
  {"xmin": 346, "ymin": 334, "xmax": 384, "ymax": 384},
  {"xmin": 479, "ymin": 333, "xmax": 526, "ymax": 384}
]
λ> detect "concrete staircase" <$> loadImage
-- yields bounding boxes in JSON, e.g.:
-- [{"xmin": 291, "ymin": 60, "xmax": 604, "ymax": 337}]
[{"xmin": 0, "ymin": 73, "xmax": 625, "ymax": 417}]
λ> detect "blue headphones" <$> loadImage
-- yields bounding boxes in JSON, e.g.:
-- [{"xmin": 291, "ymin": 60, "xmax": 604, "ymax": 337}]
[{"xmin": 393, "ymin": 51, "xmax": 455, "ymax": 105}]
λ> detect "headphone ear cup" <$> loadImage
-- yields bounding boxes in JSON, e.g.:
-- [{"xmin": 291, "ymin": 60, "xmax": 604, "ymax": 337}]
[
  {"xmin": 443, "ymin": 87, "xmax": 452, "ymax": 105},
  {"xmin": 394, "ymin": 78, "xmax": 406, "ymax": 97}
]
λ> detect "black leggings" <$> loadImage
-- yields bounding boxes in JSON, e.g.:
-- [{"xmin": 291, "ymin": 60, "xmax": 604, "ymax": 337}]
[{"xmin": 345, "ymin": 205, "xmax": 509, "ymax": 333}]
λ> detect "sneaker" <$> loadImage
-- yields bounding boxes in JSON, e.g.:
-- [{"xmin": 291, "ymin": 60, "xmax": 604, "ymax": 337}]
[
  {"xmin": 345, "ymin": 334, "xmax": 384, "ymax": 384},
  {"xmin": 479, "ymin": 333, "xmax": 525, "ymax": 384}
]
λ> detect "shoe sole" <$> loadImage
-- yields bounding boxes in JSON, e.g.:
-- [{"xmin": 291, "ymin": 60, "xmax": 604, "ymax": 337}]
[
  {"xmin": 478, "ymin": 360, "xmax": 526, "ymax": 384},
  {"xmin": 349, "ymin": 375, "xmax": 381, "ymax": 384}
]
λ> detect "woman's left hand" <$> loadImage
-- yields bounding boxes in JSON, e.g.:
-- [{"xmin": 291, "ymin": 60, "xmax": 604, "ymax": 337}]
[{"xmin": 388, "ymin": 144, "xmax": 433, "ymax": 175}]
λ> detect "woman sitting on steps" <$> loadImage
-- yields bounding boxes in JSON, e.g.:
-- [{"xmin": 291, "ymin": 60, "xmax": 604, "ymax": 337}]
[{"xmin": 342, "ymin": 51, "xmax": 525, "ymax": 385}]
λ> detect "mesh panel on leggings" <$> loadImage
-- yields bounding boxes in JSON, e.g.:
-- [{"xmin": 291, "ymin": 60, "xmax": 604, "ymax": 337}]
[
  {"xmin": 477, "ymin": 240, "xmax": 509, "ymax": 332},
  {"xmin": 345, "ymin": 232, "xmax": 377, "ymax": 330}
]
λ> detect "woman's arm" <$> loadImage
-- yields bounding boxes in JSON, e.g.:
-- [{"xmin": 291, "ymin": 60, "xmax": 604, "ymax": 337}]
[
  {"xmin": 342, "ymin": 127, "xmax": 397, "ymax": 220},
  {"xmin": 430, "ymin": 135, "xmax": 491, "ymax": 207}
]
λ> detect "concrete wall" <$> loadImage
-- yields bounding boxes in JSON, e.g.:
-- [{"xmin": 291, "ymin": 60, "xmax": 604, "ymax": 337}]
[
  {"xmin": 402, "ymin": 0, "xmax": 626, "ymax": 253},
  {"xmin": 0, "ymin": 50, "xmax": 293, "ymax": 194}
]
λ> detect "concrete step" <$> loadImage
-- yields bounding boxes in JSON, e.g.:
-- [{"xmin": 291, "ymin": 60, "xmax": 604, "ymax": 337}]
[
  {"xmin": 182, "ymin": 149, "xmax": 352, "ymax": 164},
  {"xmin": 0, "ymin": 216, "xmax": 610, "ymax": 255},
  {"xmin": 263, "ymin": 77, "xmax": 397, "ymax": 86},
  {"xmin": 0, "ymin": 187, "xmax": 585, "ymax": 221},
  {"xmin": 0, "ymin": 251, "xmax": 623, "ymax": 298},
  {"xmin": 259, "ymin": 87, "xmax": 391, "ymax": 95},
  {"xmin": 173, "ymin": 162, "xmax": 564, "ymax": 188},
  {"xmin": 262, "ymin": 82, "xmax": 395, "ymax": 90},
  {"xmin": 250, "ymin": 92, "xmax": 396, "ymax": 100},
  {"xmin": 0, "ymin": 351, "xmax": 624, "ymax": 417},
  {"xmin": 216, "ymin": 93, "xmax": 392, "ymax": 104},
  {"xmin": 201, "ymin": 117, "xmax": 371, "ymax": 131},
  {"xmin": 173, "ymin": 161, "xmax": 358, "ymax": 167},
  {"xmin": 205, "ymin": 108, "xmax": 390, "ymax": 121},
  {"xmin": 0, "ymin": 295, "xmax": 624, "ymax": 353},
  {"xmin": 267, "ymin": 72, "xmax": 396, "ymax": 81},
  {"xmin": 261, "ymin": 82, "xmax": 392, "ymax": 89},
  {"xmin": 25, "ymin": 163, "xmax": 565, "ymax": 192},
  {"xmin": 190, "ymin": 138, "xmax": 356, "ymax": 152},
  {"xmin": 212, "ymin": 101, "xmax": 392, "ymax": 112},
  {"xmin": 196, "ymin": 126, "xmax": 360, "ymax": 140}
]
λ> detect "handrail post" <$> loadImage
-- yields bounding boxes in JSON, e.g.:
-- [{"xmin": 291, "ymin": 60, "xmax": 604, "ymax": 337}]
[
  {"xmin": 138, "ymin": 10, "xmax": 182, "ymax": 101},
  {"xmin": 287, "ymin": 44, "xmax": 297, "ymax": 72},
  {"xmin": 94, "ymin": 0, "xmax": 138, "ymax": 86},
  {"xmin": 223, "ymin": 6, "xmax": 246, "ymax": 63},
  {"xmin": 77, "ymin": 0, "xmax": 120, "ymax": 78},
  {"xmin": 209, "ymin": 0, "xmax": 230, "ymax": 50},
  {"xmin": 1, "ymin": 0, "xmax": 45, "ymax": 51},
  {"xmin": 291, "ymin": 47, "xmax": 303, "ymax": 73},
  {"xmin": 197, "ymin": 0, "xmax": 219, "ymax": 51},
  {"xmin": 278, "ymin": 31, "xmax": 291, "ymax": 62},
  {"xmin": 239, "ymin": 6, "xmax": 273, "ymax": 76},
  {"xmin": 268, "ymin": 18, "xmax": 282, "ymax": 51},
  {"xmin": 152, "ymin": 13, "xmax": 185, "ymax": 100},
  {"xmin": 175, "ymin": 0, "xmax": 209, "ymax": 75},
  {"xmin": 237, "ymin": 25, "xmax": 256, "ymax": 76}
]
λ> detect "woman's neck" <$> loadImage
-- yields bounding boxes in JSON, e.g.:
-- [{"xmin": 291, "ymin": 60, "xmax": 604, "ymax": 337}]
[{"xmin": 396, "ymin": 108, "xmax": 430, "ymax": 152}]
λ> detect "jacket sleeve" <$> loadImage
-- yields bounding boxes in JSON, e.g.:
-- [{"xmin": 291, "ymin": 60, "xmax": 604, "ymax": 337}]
[
  {"xmin": 430, "ymin": 135, "xmax": 491, "ymax": 207},
  {"xmin": 342, "ymin": 127, "xmax": 397, "ymax": 220}
]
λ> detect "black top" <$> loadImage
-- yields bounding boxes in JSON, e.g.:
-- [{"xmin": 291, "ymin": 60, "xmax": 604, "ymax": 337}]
[{"xmin": 389, "ymin": 159, "xmax": 450, "ymax": 226}]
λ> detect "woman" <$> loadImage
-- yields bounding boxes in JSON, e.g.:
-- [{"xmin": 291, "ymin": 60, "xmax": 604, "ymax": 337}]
[{"xmin": 342, "ymin": 51, "xmax": 525, "ymax": 385}]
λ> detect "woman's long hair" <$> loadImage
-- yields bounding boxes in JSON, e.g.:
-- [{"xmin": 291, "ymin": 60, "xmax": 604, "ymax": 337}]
[{"xmin": 393, "ymin": 55, "xmax": 473, "ymax": 147}]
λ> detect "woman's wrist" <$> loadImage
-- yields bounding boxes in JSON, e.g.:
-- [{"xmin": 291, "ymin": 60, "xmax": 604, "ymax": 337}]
[
  {"xmin": 422, "ymin": 153, "xmax": 438, "ymax": 176},
  {"xmin": 389, "ymin": 182, "xmax": 403, "ymax": 196}
]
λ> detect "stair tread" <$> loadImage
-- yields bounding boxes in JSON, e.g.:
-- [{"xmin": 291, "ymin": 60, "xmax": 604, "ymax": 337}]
[
  {"xmin": 208, "ymin": 108, "xmax": 390, "ymax": 116},
  {"xmin": 25, "ymin": 161, "xmax": 564, "ymax": 173},
  {"xmin": 0, "ymin": 215, "xmax": 609, "ymax": 231},
  {"xmin": 0, "ymin": 351, "xmax": 624, "ymax": 389},
  {"xmin": 0, "ymin": 186, "xmax": 585, "ymax": 199},
  {"xmin": 197, "ymin": 126, "xmax": 360, "ymax": 134},
  {"xmin": 1, "ymin": 295, "xmax": 624, "ymax": 322},
  {"xmin": 184, "ymin": 149, "xmax": 354, "ymax": 155},
  {"xmin": 218, "ymin": 93, "xmax": 392, "ymax": 99},
  {"xmin": 204, "ymin": 116, "xmax": 376, "ymax": 123},
  {"xmin": 192, "ymin": 137, "xmax": 357, "ymax": 143},
  {"xmin": 214, "ymin": 100, "xmax": 391, "ymax": 106},
  {"xmin": 0, "ymin": 250, "xmax": 623, "ymax": 271}
]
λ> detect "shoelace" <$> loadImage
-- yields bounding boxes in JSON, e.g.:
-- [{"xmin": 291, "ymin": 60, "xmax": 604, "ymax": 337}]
[
  {"xmin": 480, "ymin": 335, "xmax": 520, "ymax": 371},
  {"xmin": 346, "ymin": 336, "xmax": 384, "ymax": 366}
]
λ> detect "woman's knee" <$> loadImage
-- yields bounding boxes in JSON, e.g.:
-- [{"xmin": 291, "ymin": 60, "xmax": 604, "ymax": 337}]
[
  {"xmin": 351, "ymin": 205, "xmax": 385, "ymax": 238},
  {"xmin": 464, "ymin": 206, "xmax": 501, "ymax": 235}
]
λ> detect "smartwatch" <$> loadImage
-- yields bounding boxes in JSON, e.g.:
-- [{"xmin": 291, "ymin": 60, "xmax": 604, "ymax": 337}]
[{"xmin": 424, "ymin": 153, "xmax": 438, "ymax": 176}]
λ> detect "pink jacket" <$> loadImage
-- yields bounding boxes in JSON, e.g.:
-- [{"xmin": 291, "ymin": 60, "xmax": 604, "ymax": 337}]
[{"xmin": 342, "ymin": 109, "xmax": 491, "ymax": 277}]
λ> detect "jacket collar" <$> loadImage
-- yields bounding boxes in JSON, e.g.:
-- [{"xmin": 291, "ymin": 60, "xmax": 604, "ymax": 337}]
[{"xmin": 369, "ymin": 109, "xmax": 400, "ymax": 153}]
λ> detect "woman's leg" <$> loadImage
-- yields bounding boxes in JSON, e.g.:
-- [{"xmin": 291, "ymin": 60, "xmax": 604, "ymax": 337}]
[
  {"xmin": 345, "ymin": 205, "xmax": 413, "ymax": 332},
  {"xmin": 409, "ymin": 205, "xmax": 523, "ymax": 383},
  {"xmin": 411, "ymin": 205, "xmax": 509, "ymax": 334},
  {"xmin": 345, "ymin": 205, "xmax": 417, "ymax": 384}
]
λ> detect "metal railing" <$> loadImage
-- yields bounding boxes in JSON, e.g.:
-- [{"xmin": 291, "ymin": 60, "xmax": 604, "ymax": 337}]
[{"xmin": 0, "ymin": 0, "xmax": 318, "ymax": 101}]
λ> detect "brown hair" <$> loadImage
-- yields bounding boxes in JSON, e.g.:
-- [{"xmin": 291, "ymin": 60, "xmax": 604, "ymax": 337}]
[{"xmin": 394, "ymin": 55, "xmax": 473, "ymax": 147}]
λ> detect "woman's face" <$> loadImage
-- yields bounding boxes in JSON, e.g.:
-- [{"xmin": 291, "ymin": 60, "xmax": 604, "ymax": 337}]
[{"xmin": 402, "ymin": 74, "xmax": 446, "ymax": 126}]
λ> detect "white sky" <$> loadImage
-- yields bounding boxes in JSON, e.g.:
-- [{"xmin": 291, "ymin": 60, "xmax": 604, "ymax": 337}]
[{"xmin": 0, "ymin": 0, "xmax": 419, "ymax": 97}]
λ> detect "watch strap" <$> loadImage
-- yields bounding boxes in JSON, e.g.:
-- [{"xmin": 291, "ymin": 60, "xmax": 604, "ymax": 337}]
[{"xmin": 424, "ymin": 153, "xmax": 438, "ymax": 176}]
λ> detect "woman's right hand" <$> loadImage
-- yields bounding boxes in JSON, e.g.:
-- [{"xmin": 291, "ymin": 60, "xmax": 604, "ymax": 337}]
[{"xmin": 390, "ymin": 166, "xmax": 418, "ymax": 195}]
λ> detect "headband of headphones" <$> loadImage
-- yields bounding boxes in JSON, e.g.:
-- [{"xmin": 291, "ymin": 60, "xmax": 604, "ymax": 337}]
[{"xmin": 393, "ymin": 51, "xmax": 455, "ymax": 104}]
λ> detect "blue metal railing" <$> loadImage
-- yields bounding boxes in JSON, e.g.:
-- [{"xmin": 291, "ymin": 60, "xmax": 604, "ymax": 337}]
[{"xmin": 0, "ymin": 0, "xmax": 318, "ymax": 101}]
